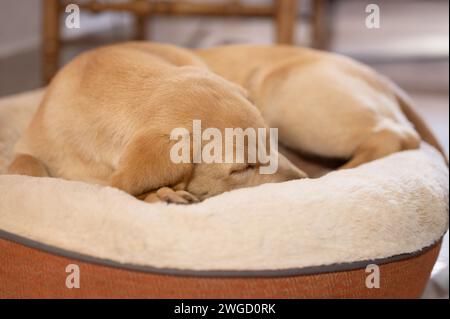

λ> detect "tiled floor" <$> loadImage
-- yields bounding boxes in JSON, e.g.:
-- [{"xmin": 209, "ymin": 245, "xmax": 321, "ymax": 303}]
[{"xmin": 0, "ymin": 0, "xmax": 448, "ymax": 298}]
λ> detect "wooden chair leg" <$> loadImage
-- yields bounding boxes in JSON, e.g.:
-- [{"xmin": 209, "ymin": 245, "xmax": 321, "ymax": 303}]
[
  {"xmin": 134, "ymin": 15, "xmax": 147, "ymax": 40},
  {"xmin": 275, "ymin": 0, "xmax": 298, "ymax": 44},
  {"xmin": 134, "ymin": 0, "xmax": 148, "ymax": 40},
  {"xmin": 42, "ymin": 0, "xmax": 61, "ymax": 84},
  {"xmin": 312, "ymin": 0, "xmax": 334, "ymax": 50}
]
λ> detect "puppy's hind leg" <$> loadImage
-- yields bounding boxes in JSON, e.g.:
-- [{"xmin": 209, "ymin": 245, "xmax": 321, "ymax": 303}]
[
  {"xmin": 7, "ymin": 153, "xmax": 49, "ymax": 177},
  {"xmin": 341, "ymin": 126, "xmax": 420, "ymax": 169}
]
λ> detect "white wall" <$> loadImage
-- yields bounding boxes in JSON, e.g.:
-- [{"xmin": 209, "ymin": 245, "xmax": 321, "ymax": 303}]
[
  {"xmin": 0, "ymin": 0, "xmax": 125, "ymax": 57},
  {"xmin": 0, "ymin": 0, "xmax": 41, "ymax": 57}
]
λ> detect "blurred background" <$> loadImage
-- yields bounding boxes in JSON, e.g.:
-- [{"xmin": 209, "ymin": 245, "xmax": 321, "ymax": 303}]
[{"xmin": 0, "ymin": 0, "xmax": 448, "ymax": 298}]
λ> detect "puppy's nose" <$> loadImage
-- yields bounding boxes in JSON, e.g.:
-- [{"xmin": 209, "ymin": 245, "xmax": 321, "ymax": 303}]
[
  {"xmin": 278, "ymin": 153, "xmax": 308, "ymax": 180},
  {"xmin": 292, "ymin": 167, "xmax": 308, "ymax": 179},
  {"xmin": 281, "ymin": 166, "xmax": 308, "ymax": 181}
]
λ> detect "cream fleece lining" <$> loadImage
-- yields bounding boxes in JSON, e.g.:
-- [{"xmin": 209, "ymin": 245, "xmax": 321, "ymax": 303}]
[{"xmin": 0, "ymin": 90, "xmax": 448, "ymax": 272}]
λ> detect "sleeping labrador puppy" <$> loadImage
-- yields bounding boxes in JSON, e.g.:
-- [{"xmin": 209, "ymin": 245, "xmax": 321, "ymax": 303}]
[
  {"xmin": 196, "ymin": 45, "xmax": 421, "ymax": 169},
  {"xmin": 7, "ymin": 42, "xmax": 306, "ymax": 204}
]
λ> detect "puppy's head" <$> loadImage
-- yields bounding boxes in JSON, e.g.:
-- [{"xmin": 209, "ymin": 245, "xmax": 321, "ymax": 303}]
[
  {"xmin": 186, "ymin": 153, "xmax": 307, "ymax": 200},
  {"xmin": 167, "ymin": 69, "xmax": 307, "ymax": 200}
]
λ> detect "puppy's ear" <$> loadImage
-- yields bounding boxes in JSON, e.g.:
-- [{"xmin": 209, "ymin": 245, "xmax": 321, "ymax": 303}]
[{"xmin": 110, "ymin": 131, "xmax": 193, "ymax": 196}]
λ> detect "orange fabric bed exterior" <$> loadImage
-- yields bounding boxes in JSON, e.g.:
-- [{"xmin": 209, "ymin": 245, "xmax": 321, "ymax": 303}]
[{"xmin": 0, "ymin": 238, "xmax": 441, "ymax": 299}]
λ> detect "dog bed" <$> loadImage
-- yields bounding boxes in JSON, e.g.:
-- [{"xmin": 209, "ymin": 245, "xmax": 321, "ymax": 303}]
[{"xmin": 0, "ymin": 89, "xmax": 448, "ymax": 298}]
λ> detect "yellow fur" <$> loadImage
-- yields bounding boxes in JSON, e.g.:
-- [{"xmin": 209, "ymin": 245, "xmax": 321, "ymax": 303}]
[
  {"xmin": 196, "ymin": 45, "xmax": 421, "ymax": 167},
  {"xmin": 7, "ymin": 42, "xmax": 306, "ymax": 203}
]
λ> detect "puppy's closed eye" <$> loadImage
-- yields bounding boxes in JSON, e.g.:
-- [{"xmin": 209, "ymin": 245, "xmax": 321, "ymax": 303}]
[{"xmin": 230, "ymin": 164, "xmax": 256, "ymax": 176}]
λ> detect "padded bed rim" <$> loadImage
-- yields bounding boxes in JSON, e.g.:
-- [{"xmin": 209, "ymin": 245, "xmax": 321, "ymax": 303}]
[{"xmin": 0, "ymin": 229, "xmax": 444, "ymax": 278}]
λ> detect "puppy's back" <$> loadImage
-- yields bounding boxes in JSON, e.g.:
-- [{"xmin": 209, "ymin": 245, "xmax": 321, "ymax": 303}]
[{"xmin": 14, "ymin": 43, "xmax": 208, "ymax": 182}]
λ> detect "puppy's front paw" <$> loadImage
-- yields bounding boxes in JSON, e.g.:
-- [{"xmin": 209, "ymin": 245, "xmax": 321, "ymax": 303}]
[
  {"xmin": 144, "ymin": 187, "xmax": 199, "ymax": 204},
  {"xmin": 171, "ymin": 190, "xmax": 200, "ymax": 204}
]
